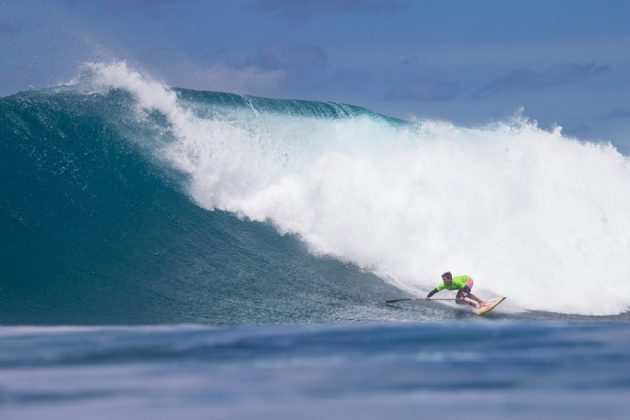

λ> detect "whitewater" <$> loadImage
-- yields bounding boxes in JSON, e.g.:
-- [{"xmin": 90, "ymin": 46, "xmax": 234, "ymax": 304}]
[{"xmin": 72, "ymin": 61, "xmax": 630, "ymax": 316}]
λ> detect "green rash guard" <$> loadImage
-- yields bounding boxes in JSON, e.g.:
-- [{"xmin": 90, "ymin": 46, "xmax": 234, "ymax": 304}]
[{"xmin": 436, "ymin": 275, "xmax": 470, "ymax": 291}]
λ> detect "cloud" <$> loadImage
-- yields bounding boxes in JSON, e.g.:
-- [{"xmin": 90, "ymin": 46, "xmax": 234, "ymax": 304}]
[
  {"xmin": 314, "ymin": 69, "xmax": 369, "ymax": 91},
  {"xmin": 191, "ymin": 63, "xmax": 286, "ymax": 95},
  {"xmin": 384, "ymin": 79, "xmax": 462, "ymax": 102},
  {"xmin": 190, "ymin": 44, "xmax": 328, "ymax": 95},
  {"xmin": 250, "ymin": 0, "xmax": 404, "ymax": 20},
  {"xmin": 103, "ymin": 0, "xmax": 181, "ymax": 9},
  {"xmin": 399, "ymin": 56, "xmax": 418, "ymax": 66},
  {"xmin": 101, "ymin": 0, "xmax": 186, "ymax": 11},
  {"xmin": 476, "ymin": 63, "xmax": 610, "ymax": 96},
  {"xmin": 241, "ymin": 44, "xmax": 327, "ymax": 75},
  {"xmin": 602, "ymin": 109, "xmax": 630, "ymax": 120}
]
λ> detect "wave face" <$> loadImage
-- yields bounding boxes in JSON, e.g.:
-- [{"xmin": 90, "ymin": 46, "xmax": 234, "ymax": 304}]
[{"xmin": 2, "ymin": 61, "xmax": 630, "ymax": 321}]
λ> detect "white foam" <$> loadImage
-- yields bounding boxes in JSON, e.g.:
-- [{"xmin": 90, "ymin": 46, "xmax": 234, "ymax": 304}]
[{"xmin": 79, "ymin": 62, "xmax": 630, "ymax": 316}]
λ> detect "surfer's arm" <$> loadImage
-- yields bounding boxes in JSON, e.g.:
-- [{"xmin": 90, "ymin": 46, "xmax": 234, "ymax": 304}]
[{"xmin": 426, "ymin": 288, "xmax": 439, "ymax": 299}]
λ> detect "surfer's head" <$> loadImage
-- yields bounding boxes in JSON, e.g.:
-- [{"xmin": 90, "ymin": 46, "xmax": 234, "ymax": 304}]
[{"xmin": 442, "ymin": 272, "xmax": 452, "ymax": 285}]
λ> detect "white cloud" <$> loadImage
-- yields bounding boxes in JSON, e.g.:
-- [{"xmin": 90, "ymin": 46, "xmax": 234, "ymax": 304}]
[{"xmin": 192, "ymin": 63, "xmax": 286, "ymax": 95}]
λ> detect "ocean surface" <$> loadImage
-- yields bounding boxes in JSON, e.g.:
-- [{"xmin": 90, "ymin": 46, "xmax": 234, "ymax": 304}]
[
  {"xmin": 2, "ymin": 322, "xmax": 630, "ymax": 420},
  {"xmin": 2, "ymin": 62, "xmax": 630, "ymax": 418}
]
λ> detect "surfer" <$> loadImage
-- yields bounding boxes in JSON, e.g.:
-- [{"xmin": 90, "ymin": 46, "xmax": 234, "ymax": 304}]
[{"xmin": 426, "ymin": 272, "xmax": 487, "ymax": 308}]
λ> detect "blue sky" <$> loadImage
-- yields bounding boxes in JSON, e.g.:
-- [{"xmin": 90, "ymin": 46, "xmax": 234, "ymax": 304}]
[{"xmin": 2, "ymin": 0, "xmax": 630, "ymax": 151}]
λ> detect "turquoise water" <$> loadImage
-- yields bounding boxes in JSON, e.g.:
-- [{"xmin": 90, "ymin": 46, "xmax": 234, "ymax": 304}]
[{"xmin": 0, "ymin": 87, "xmax": 400, "ymax": 325}]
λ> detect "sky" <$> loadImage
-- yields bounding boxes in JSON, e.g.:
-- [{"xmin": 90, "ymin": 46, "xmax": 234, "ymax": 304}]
[{"xmin": 2, "ymin": 0, "xmax": 630, "ymax": 151}]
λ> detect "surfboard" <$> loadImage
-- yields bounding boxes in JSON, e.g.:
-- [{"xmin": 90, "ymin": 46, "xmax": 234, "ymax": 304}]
[{"xmin": 473, "ymin": 297, "xmax": 506, "ymax": 316}]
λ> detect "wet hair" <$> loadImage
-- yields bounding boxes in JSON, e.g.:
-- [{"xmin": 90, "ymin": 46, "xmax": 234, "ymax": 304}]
[{"xmin": 442, "ymin": 272, "xmax": 452, "ymax": 281}]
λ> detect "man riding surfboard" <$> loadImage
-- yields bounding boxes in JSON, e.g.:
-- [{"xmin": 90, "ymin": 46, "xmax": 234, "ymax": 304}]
[{"xmin": 426, "ymin": 272, "xmax": 487, "ymax": 308}]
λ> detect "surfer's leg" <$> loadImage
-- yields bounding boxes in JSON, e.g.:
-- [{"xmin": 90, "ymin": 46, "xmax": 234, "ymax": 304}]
[
  {"xmin": 466, "ymin": 293, "xmax": 486, "ymax": 307},
  {"xmin": 462, "ymin": 279, "xmax": 486, "ymax": 307},
  {"xmin": 456, "ymin": 290, "xmax": 476, "ymax": 307}
]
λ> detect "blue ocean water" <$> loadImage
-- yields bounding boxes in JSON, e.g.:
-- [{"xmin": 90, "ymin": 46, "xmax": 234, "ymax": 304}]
[
  {"xmin": 2, "ymin": 63, "xmax": 630, "ymax": 418},
  {"xmin": 2, "ymin": 322, "xmax": 630, "ymax": 419}
]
